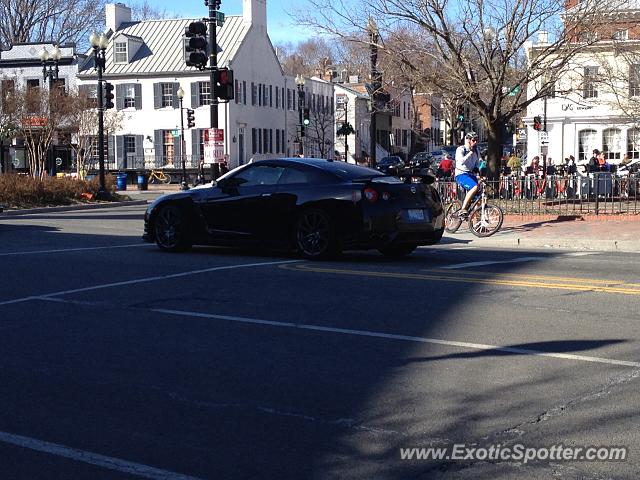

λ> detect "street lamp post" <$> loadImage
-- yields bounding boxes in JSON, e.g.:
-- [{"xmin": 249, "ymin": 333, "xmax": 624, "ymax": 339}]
[
  {"xmin": 38, "ymin": 45, "xmax": 61, "ymax": 176},
  {"xmin": 295, "ymin": 74, "xmax": 305, "ymax": 156},
  {"xmin": 176, "ymin": 86, "xmax": 189, "ymax": 190},
  {"xmin": 39, "ymin": 45, "xmax": 61, "ymax": 90},
  {"xmin": 343, "ymin": 97, "xmax": 349, "ymax": 162},
  {"xmin": 367, "ymin": 17, "xmax": 379, "ymax": 168},
  {"xmin": 89, "ymin": 32, "xmax": 110, "ymax": 200}
]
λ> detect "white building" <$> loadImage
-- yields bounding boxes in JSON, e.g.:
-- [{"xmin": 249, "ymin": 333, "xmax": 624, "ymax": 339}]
[
  {"xmin": 525, "ymin": 7, "xmax": 640, "ymax": 168},
  {"xmin": 0, "ymin": 42, "xmax": 83, "ymax": 171},
  {"xmin": 76, "ymin": 1, "xmax": 334, "ymax": 172}
]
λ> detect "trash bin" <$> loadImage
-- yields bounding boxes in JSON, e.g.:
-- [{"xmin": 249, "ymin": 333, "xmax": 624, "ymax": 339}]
[
  {"xmin": 137, "ymin": 171, "xmax": 149, "ymax": 191},
  {"xmin": 116, "ymin": 173, "xmax": 127, "ymax": 191}
]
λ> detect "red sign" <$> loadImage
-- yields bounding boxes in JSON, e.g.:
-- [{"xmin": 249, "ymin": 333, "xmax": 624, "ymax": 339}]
[
  {"xmin": 23, "ymin": 117, "xmax": 48, "ymax": 127},
  {"xmin": 204, "ymin": 128, "xmax": 224, "ymax": 142}
]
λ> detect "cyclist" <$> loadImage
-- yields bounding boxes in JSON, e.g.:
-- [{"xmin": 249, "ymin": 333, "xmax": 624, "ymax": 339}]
[{"xmin": 454, "ymin": 132, "xmax": 481, "ymax": 218}]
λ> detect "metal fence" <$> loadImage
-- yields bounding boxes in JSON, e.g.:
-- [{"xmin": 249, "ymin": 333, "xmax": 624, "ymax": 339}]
[
  {"xmin": 436, "ymin": 174, "xmax": 640, "ymax": 215},
  {"xmin": 86, "ymin": 155, "xmax": 203, "ymax": 172}
]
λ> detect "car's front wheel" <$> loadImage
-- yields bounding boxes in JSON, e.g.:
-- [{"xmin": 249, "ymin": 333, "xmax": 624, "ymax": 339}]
[
  {"xmin": 294, "ymin": 208, "xmax": 339, "ymax": 260},
  {"xmin": 154, "ymin": 204, "xmax": 192, "ymax": 252}
]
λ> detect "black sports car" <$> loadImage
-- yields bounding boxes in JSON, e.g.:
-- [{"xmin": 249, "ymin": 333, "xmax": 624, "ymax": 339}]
[{"xmin": 143, "ymin": 158, "xmax": 444, "ymax": 258}]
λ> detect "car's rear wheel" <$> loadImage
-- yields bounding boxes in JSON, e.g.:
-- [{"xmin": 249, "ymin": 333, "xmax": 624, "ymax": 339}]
[
  {"xmin": 154, "ymin": 204, "xmax": 192, "ymax": 252},
  {"xmin": 295, "ymin": 208, "xmax": 339, "ymax": 260},
  {"xmin": 378, "ymin": 243, "xmax": 418, "ymax": 257}
]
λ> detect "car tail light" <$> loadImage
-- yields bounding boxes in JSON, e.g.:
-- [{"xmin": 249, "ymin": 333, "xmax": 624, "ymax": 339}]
[{"xmin": 363, "ymin": 187, "xmax": 378, "ymax": 202}]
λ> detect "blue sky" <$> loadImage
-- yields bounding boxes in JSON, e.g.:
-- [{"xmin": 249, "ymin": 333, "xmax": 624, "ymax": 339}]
[{"xmin": 153, "ymin": 0, "xmax": 312, "ymax": 45}]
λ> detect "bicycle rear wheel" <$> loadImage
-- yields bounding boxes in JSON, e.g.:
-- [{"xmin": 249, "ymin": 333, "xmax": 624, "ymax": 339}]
[
  {"xmin": 162, "ymin": 173, "xmax": 172, "ymax": 184},
  {"xmin": 445, "ymin": 200, "xmax": 463, "ymax": 233},
  {"xmin": 468, "ymin": 204, "xmax": 503, "ymax": 237}
]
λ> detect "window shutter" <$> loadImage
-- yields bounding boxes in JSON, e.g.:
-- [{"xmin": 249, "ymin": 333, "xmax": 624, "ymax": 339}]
[
  {"xmin": 270, "ymin": 85, "xmax": 273, "ymax": 107},
  {"xmin": 192, "ymin": 129, "xmax": 201, "ymax": 161},
  {"xmin": 173, "ymin": 135, "xmax": 181, "ymax": 164},
  {"xmin": 116, "ymin": 136, "xmax": 125, "ymax": 169},
  {"xmin": 269, "ymin": 129, "xmax": 273, "ymax": 153},
  {"xmin": 134, "ymin": 84, "xmax": 142, "ymax": 110},
  {"xmin": 154, "ymin": 130, "xmax": 163, "ymax": 167},
  {"xmin": 252, "ymin": 128, "xmax": 256, "ymax": 154},
  {"xmin": 135, "ymin": 135, "xmax": 144, "ymax": 168},
  {"xmin": 153, "ymin": 83, "xmax": 161, "ymax": 109},
  {"xmin": 116, "ymin": 84, "xmax": 125, "ymax": 110},
  {"xmin": 191, "ymin": 82, "xmax": 199, "ymax": 108},
  {"xmin": 107, "ymin": 135, "xmax": 115, "ymax": 166},
  {"xmin": 172, "ymin": 83, "xmax": 179, "ymax": 108}
]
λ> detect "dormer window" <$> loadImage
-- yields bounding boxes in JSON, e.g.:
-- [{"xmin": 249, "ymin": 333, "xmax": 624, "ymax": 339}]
[
  {"xmin": 114, "ymin": 41, "xmax": 128, "ymax": 63},
  {"xmin": 613, "ymin": 29, "xmax": 628, "ymax": 41}
]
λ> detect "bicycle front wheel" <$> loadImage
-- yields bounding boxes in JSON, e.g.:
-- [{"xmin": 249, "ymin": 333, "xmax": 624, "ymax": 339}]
[
  {"xmin": 445, "ymin": 200, "xmax": 463, "ymax": 233},
  {"xmin": 468, "ymin": 204, "xmax": 503, "ymax": 237}
]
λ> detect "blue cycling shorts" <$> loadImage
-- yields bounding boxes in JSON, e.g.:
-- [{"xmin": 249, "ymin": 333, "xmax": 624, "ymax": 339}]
[{"xmin": 455, "ymin": 173, "xmax": 478, "ymax": 191}]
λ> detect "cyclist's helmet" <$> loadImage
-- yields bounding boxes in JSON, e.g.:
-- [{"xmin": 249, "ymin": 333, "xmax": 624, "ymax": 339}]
[{"xmin": 465, "ymin": 131, "xmax": 479, "ymax": 140}]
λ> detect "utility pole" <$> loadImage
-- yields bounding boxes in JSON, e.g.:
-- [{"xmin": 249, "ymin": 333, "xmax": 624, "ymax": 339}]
[
  {"xmin": 368, "ymin": 17, "xmax": 379, "ymax": 168},
  {"xmin": 206, "ymin": 0, "xmax": 221, "ymax": 180}
]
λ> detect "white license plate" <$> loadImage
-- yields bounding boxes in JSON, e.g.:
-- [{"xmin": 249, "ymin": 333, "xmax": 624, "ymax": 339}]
[{"xmin": 407, "ymin": 209, "xmax": 425, "ymax": 221}]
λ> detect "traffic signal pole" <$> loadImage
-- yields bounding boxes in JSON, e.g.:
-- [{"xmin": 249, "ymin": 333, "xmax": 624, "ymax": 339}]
[{"xmin": 207, "ymin": 0, "xmax": 220, "ymax": 180}]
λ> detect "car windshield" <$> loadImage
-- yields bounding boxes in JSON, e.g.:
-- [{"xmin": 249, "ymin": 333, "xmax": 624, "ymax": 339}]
[{"xmin": 379, "ymin": 157, "xmax": 400, "ymax": 165}]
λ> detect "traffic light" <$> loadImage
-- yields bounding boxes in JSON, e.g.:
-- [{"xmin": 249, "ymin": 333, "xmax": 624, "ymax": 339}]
[
  {"xmin": 214, "ymin": 68, "xmax": 234, "ymax": 101},
  {"xmin": 456, "ymin": 106, "xmax": 465, "ymax": 122},
  {"xmin": 186, "ymin": 108, "xmax": 195, "ymax": 129},
  {"xmin": 533, "ymin": 115, "xmax": 542, "ymax": 131},
  {"xmin": 103, "ymin": 81, "xmax": 114, "ymax": 109},
  {"xmin": 303, "ymin": 108, "xmax": 310, "ymax": 126},
  {"xmin": 185, "ymin": 21, "xmax": 208, "ymax": 69}
]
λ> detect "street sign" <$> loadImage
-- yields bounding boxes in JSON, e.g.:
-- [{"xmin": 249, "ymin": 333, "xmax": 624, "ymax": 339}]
[
  {"xmin": 171, "ymin": 129, "xmax": 180, "ymax": 137},
  {"xmin": 216, "ymin": 11, "xmax": 225, "ymax": 26},
  {"xmin": 204, "ymin": 128, "xmax": 225, "ymax": 163},
  {"xmin": 540, "ymin": 131, "xmax": 549, "ymax": 146},
  {"xmin": 508, "ymin": 85, "xmax": 521, "ymax": 96}
]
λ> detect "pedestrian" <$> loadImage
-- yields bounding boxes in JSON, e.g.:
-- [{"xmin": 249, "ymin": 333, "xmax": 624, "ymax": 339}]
[
  {"xmin": 479, "ymin": 149, "xmax": 488, "ymax": 177},
  {"xmin": 546, "ymin": 157, "xmax": 556, "ymax": 176},
  {"xmin": 507, "ymin": 151, "xmax": 521, "ymax": 176},
  {"xmin": 526, "ymin": 156, "xmax": 540, "ymax": 175},
  {"xmin": 588, "ymin": 149, "xmax": 600, "ymax": 173},
  {"xmin": 438, "ymin": 153, "xmax": 454, "ymax": 179}
]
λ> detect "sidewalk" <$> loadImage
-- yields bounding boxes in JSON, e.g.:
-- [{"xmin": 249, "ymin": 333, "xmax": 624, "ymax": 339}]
[{"xmin": 446, "ymin": 215, "xmax": 640, "ymax": 252}]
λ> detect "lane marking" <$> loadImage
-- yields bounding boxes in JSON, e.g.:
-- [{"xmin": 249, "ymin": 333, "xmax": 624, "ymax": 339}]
[
  {"xmin": 0, "ymin": 430, "xmax": 203, "ymax": 479},
  {"xmin": 563, "ymin": 252, "xmax": 599, "ymax": 257},
  {"xmin": 281, "ymin": 264, "xmax": 640, "ymax": 296},
  {"xmin": 150, "ymin": 308, "xmax": 640, "ymax": 368},
  {"xmin": 0, "ymin": 243, "xmax": 148, "ymax": 257},
  {"xmin": 0, "ymin": 260, "xmax": 300, "ymax": 307},
  {"xmin": 441, "ymin": 257, "xmax": 544, "ymax": 269}
]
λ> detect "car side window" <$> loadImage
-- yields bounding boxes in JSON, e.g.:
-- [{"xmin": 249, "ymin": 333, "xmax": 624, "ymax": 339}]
[
  {"xmin": 278, "ymin": 167, "xmax": 309, "ymax": 185},
  {"xmin": 232, "ymin": 165, "xmax": 284, "ymax": 186}
]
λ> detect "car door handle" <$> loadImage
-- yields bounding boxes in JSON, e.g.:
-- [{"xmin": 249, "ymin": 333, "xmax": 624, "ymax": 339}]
[{"xmin": 261, "ymin": 193, "xmax": 272, "ymax": 197}]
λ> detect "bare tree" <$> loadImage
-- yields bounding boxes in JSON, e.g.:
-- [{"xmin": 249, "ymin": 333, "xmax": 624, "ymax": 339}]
[
  {"xmin": 297, "ymin": 0, "xmax": 623, "ymax": 175},
  {"xmin": 65, "ymin": 89, "xmax": 124, "ymax": 177},
  {"xmin": 276, "ymin": 38, "xmax": 338, "ymax": 76},
  {"xmin": 0, "ymin": 0, "xmax": 106, "ymax": 48},
  {"xmin": 130, "ymin": 1, "xmax": 172, "ymax": 21},
  {"xmin": 306, "ymin": 103, "xmax": 336, "ymax": 158}
]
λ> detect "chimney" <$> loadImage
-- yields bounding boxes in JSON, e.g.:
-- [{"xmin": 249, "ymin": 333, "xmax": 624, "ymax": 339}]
[
  {"xmin": 243, "ymin": 0, "xmax": 267, "ymax": 32},
  {"xmin": 106, "ymin": 3, "xmax": 132, "ymax": 32},
  {"xmin": 537, "ymin": 31, "xmax": 549, "ymax": 44}
]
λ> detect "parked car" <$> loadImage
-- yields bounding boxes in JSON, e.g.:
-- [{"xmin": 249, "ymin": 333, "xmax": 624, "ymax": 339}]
[
  {"xmin": 376, "ymin": 156, "xmax": 405, "ymax": 175},
  {"xmin": 143, "ymin": 158, "xmax": 445, "ymax": 258},
  {"xmin": 409, "ymin": 152, "xmax": 434, "ymax": 169}
]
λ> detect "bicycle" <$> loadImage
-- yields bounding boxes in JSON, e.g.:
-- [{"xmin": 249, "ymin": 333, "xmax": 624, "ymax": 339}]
[
  {"xmin": 444, "ymin": 179, "xmax": 504, "ymax": 237},
  {"xmin": 148, "ymin": 169, "xmax": 172, "ymax": 184}
]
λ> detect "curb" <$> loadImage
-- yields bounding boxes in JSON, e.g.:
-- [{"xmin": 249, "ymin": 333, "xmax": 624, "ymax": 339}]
[{"xmin": 0, "ymin": 199, "xmax": 149, "ymax": 217}]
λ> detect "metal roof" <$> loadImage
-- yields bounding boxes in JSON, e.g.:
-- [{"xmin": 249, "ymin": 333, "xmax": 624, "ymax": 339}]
[{"xmin": 78, "ymin": 16, "xmax": 249, "ymax": 77}]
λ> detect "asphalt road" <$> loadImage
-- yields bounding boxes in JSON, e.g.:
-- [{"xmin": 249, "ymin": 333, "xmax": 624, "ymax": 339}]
[{"xmin": 0, "ymin": 204, "xmax": 639, "ymax": 479}]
